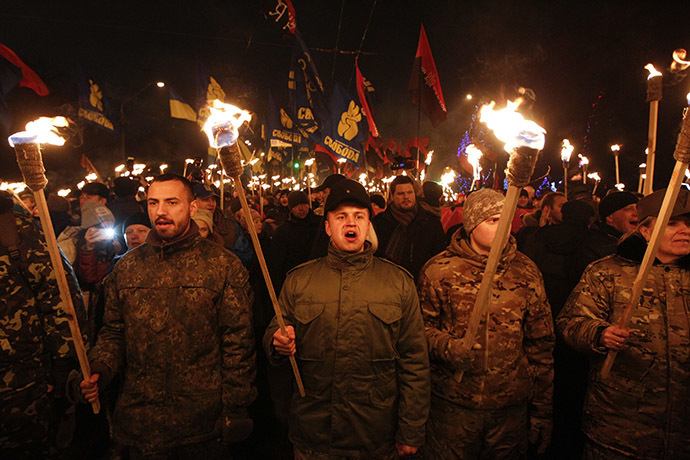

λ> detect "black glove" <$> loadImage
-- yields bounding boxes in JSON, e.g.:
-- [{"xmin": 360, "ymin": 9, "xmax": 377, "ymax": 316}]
[{"xmin": 220, "ymin": 408, "xmax": 254, "ymax": 445}]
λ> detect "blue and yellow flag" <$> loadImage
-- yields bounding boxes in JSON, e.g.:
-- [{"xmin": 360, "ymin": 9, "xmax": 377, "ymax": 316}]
[
  {"xmin": 169, "ymin": 86, "xmax": 197, "ymax": 122},
  {"xmin": 266, "ymin": 91, "xmax": 303, "ymax": 149},
  {"xmin": 77, "ymin": 66, "xmax": 114, "ymax": 132},
  {"xmin": 320, "ymin": 82, "xmax": 365, "ymax": 166},
  {"xmin": 196, "ymin": 62, "xmax": 226, "ymax": 128},
  {"xmin": 288, "ymin": 30, "xmax": 328, "ymax": 143}
]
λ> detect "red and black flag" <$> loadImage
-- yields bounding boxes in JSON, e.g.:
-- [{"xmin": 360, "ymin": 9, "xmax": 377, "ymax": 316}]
[
  {"xmin": 0, "ymin": 43, "xmax": 48, "ymax": 131},
  {"xmin": 262, "ymin": 0, "xmax": 297, "ymax": 35},
  {"xmin": 408, "ymin": 24, "xmax": 447, "ymax": 127},
  {"xmin": 355, "ymin": 57, "xmax": 379, "ymax": 138}
]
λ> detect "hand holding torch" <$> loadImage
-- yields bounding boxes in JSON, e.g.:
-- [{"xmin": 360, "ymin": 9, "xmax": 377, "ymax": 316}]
[
  {"xmin": 203, "ymin": 100, "xmax": 305, "ymax": 397},
  {"xmin": 8, "ymin": 117, "xmax": 100, "ymax": 414},
  {"xmin": 601, "ymin": 107, "xmax": 690, "ymax": 378},
  {"xmin": 455, "ymin": 101, "xmax": 545, "ymax": 383}
]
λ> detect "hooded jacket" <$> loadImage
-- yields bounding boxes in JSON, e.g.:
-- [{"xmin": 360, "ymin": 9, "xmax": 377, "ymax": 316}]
[
  {"xmin": 557, "ymin": 232, "xmax": 690, "ymax": 459},
  {"xmin": 263, "ymin": 243, "xmax": 430, "ymax": 457},
  {"xmin": 418, "ymin": 228, "xmax": 554, "ymax": 420},
  {"xmin": 89, "ymin": 222, "xmax": 256, "ymax": 453}
]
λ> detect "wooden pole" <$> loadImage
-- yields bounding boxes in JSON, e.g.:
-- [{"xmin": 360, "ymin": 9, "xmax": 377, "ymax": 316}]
[
  {"xmin": 601, "ymin": 107, "xmax": 690, "ymax": 378},
  {"xmin": 219, "ymin": 145, "xmax": 306, "ymax": 397},
  {"xmin": 644, "ymin": 73, "xmax": 662, "ymax": 196},
  {"xmin": 563, "ymin": 162, "xmax": 568, "ymax": 199},
  {"xmin": 13, "ymin": 142, "xmax": 100, "ymax": 414},
  {"xmin": 454, "ymin": 145, "xmax": 540, "ymax": 383},
  {"xmin": 614, "ymin": 152, "xmax": 620, "ymax": 185}
]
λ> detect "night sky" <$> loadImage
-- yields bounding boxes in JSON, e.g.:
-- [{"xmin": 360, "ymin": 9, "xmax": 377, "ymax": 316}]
[{"xmin": 1, "ymin": 1, "xmax": 689, "ymax": 194}]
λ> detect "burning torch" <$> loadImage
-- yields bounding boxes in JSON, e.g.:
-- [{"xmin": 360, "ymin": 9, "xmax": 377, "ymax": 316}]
[
  {"xmin": 611, "ymin": 144, "xmax": 621, "ymax": 185},
  {"xmin": 203, "ymin": 100, "xmax": 305, "ymax": 396},
  {"xmin": 601, "ymin": 106, "xmax": 690, "ymax": 378},
  {"xmin": 579, "ymin": 154, "xmax": 589, "ymax": 185},
  {"xmin": 561, "ymin": 139, "xmax": 574, "ymax": 199},
  {"xmin": 644, "ymin": 64, "xmax": 662, "ymax": 195},
  {"xmin": 455, "ymin": 100, "xmax": 545, "ymax": 384},
  {"xmin": 8, "ymin": 117, "xmax": 100, "ymax": 414},
  {"xmin": 466, "ymin": 144, "xmax": 483, "ymax": 192}
]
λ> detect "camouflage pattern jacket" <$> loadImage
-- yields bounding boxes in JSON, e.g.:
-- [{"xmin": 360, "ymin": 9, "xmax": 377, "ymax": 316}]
[
  {"xmin": 418, "ymin": 229, "xmax": 554, "ymax": 420},
  {"xmin": 89, "ymin": 222, "xmax": 256, "ymax": 453},
  {"xmin": 557, "ymin": 233, "xmax": 690, "ymax": 458},
  {"xmin": 0, "ymin": 211, "xmax": 87, "ymax": 398},
  {"xmin": 263, "ymin": 243, "xmax": 430, "ymax": 457}
]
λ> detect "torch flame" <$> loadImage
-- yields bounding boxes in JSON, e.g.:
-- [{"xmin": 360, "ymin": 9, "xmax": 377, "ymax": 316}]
[
  {"xmin": 587, "ymin": 172, "xmax": 601, "ymax": 182},
  {"xmin": 465, "ymin": 144, "xmax": 483, "ymax": 180},
  {"xmin": 57, "ymin": 188, "xmax": 71, "ymax": 197},
  {"xmin": 671, "ymin": 49, "xmax": 690, "ymax": 72},
  {"xmin": 0, "ymin": 182, "xmax": 27, "ymax": 193},
  {"xmin": 645, "ymin": 63, "xmax": 662, "ymax": 80},
  {"xmin": 202, "ymin": 100, "xmax": 251, "ymax": 148},
  {"xmin": 8, "ymin": 116, "xmax": 69, "ymax": 147},
  {"xmin": 424, "ymin": 150, "xmax": 434, "ymax": 166},
  {"xmin": 561, "ymin": 139, "xmax": 574, "ymax": 162},
  {"xmin": 610, "ymin": 144, "xmax": 621, "ymax": 153},
  {"xmin": 441, "ymin": 170, "xmax": 457, "ymax": 186},
  {"xmin": 579, "ymin": 154, "xmax": 589, "ymax": 165},
  {"xmin": 479, "ymin": 100, "xmax": 545, "ymax": 152}
]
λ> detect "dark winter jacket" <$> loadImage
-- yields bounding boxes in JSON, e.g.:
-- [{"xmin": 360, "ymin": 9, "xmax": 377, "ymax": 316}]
[
  {"xmin": 270, "ymin": 210, "xmax": 321, "ymax": 292},
  {"xmin": 373, "ymin": 205, "xmax": 446, "ymax": 279},
  {"xmin": 264, "ymin": 243, "xmax": 430, "ymax": 456}
]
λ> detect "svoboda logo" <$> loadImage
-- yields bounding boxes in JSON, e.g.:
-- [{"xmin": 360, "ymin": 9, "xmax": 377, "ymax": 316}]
[
  {"xmin": 89, "ymin": 80, "xmax": 104, "ymax": 111},
  {"xmin": 324, "ymin": 135, "xmax": 359, "ymax": 163},
  {"xmin": 337, "ymin": 101, "xmax": 361, "ymax": 141},
  {"xmin": 280, "ymin": 109, "xmax": 293, "ymax": 129}
]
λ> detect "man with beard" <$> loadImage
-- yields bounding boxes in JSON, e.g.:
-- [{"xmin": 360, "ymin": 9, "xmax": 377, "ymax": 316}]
[
  {"xmin": 557, "ymin": 187, "xmax": 690, "ymax": 459},
  {"xmin": 79, "ymin": 174, "xmax": 256, "ymax": 459},
  {"xmin": 265, "ymin": 179, "xmax": 430, "ymax": 459},
  {"xmin": 373, "ymin": 175, "xmax": 445, "ymax": 280}
]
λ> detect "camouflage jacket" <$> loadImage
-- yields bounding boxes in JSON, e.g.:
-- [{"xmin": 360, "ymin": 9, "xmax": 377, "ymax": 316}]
[
  {"xmin": 89, "ymin": 222, "xmax": 256, "ymax": 453},
  {"xmin": 418, "ymin": 228, "xmax": 554, "ymax": 419},
  {"xmin": 0, "ymin": 211, "xmax": 87, "ymax": 399},
  {"xmin": 263, "ymin": 243, "xmax": 430, "ymax": 457},
  {"xmin": 557, "ymin": 233, "xmax": 690, "ymax": 458}
]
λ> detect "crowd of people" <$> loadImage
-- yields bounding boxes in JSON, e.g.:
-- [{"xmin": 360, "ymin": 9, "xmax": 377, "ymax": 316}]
[{"xmin": 1, "ymin": 169, "xmax": 689, "ymax": 460}]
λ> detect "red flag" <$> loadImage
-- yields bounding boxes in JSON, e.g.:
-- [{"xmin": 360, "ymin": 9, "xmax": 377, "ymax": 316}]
[
  {"xmin": 408, "ymin": 24, "xmax": 446, "ymax": 127},
  {"xmin": 80, "ymin": 154, "xmax": 101, "ymax": 179},
  {"xmin": 366, "ymin": 134, "xmax": 387, "ymax": 164},
  {"xmin": 355, "ymin": 58, "xmax": 379, "ymax": 138},
  {"xmin": 0, "ymin": 43, "xmax": 49, "ymax": 96}
]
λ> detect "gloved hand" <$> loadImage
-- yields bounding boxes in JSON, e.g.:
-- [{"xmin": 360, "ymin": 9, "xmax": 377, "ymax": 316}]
[
  {"xmin": 220, "ymin": 408, "xmax": 254, "ymax": 445},
  {"xmin": 447, "ymin": 338, "xmax": 475, "ymax": 371},
  {"xmin": 528, "ymin": 415, "xmax": 552, "ymax": 454}
]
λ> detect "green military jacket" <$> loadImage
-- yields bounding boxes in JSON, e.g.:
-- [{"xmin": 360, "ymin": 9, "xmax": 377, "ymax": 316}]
[
  {"xmin": 0, "ymin": 211, "xmax": 87, "ymax": 398},
  {"xmin": 90, "ymin": 223, "xmax": 256, "ymax": 453},
  {"xmin": 418, "ymin": 229, "xmax": 554, "ymax": 420},
  {"xmin": 263, "ymin": 243, "xmax": 430, "ymax": 457},
  {"xmin": 557, "ymin": 233, "xmax": 690, "ymax": 458}
]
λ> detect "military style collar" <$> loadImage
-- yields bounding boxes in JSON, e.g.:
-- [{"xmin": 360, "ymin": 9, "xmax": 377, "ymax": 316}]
[
  {"xmin": 146, "ymin": 220, "xmax": 200, "ymax": 253},
  {"xmin": 447, "ymin": 225, "xmax": 517, "ymax": 269},
  {"xmin": 327, "ymin": 240, "xmax": 374, "ymax": 271}
]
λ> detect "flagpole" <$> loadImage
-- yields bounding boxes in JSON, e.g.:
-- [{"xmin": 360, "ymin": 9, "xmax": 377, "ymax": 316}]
[{"xmin": 416, "ymin": 55, "xmax": 422, "ymax": 181}]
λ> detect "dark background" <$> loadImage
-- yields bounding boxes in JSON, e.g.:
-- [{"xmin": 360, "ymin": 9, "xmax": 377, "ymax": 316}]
[{"xmin": 1, "ymin": 1, "xmax": 689, "ymax": 194}]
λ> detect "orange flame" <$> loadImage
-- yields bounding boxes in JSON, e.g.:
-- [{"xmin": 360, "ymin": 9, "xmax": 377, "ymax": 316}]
[
  {"xmin": 8, "ymin": 116, "xmax": 69, "ymax": 147},
  {"xmin": 671, "ymin": 49, "xmax": 690, "ymax": 72},
  {"xmin": 202, "ymin": 100, "xmax": 251, "ymax": 148},
  {"xmin": 644, "ymin": 63, "xmax": 662, "ymax": 80},
  {"xmin": 479, "ymin": 100, "xmax": 545, "ymax": 152},
  {"xmin": 466, "ymin": 144, "xmax": 483, "ymax": 180},
  {"xmin": 561, "ymin": 139, "xmax": 574, "ymax": 163}
]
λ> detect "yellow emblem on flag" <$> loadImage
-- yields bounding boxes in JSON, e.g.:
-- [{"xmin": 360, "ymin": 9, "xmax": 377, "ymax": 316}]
[
  {"xmin": 89, "ymin": 80, "xmax": 104, "ymax": 111},
  {"xmin": 337, "ymin": 101, "xmax": 361, "ymax": 141}
]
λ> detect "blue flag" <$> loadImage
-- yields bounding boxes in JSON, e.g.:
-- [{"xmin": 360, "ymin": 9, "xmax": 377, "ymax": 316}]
[
  {"xmin": 288, "ymin": 30, "xmax": 328, "ymax": 142},
  {"xmin": 266, "ymin": 91, "xmax": 303, "ymax": 149},
  {"xmin": 321, "ymin": 82, "xmax": 365, "ymax": 165},
  {"xmin": 77, "ymin": 66, "xmax": 114, "ymax": 132}
]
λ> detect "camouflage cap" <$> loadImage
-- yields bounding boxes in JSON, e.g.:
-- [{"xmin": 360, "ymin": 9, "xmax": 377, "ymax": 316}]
[
  {"xmin": 463, "ymin": 188, "xmax": 505, "ymax": 234},
  {"xmin": 637, "ymin": 187, "xmax": 690, "ymax": 221}
]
